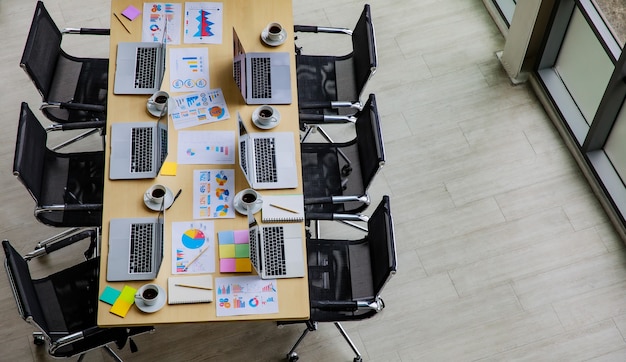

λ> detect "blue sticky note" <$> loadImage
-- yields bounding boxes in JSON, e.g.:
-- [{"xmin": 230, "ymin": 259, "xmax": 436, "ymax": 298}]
[
  {"xmin": 218, "ymin": 230, "xmax": 234, "ymax": 245},
  {"xmin": 99, "ymin": 286, "xmax": 121, "ymax": 305}
]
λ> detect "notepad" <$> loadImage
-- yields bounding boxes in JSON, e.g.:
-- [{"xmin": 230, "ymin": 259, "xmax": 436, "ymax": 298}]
[
  {"xmin": 167, "ymin": 275, "xmax": 213, "ymax": 304},
  {"xmin": 261, "ymin": 195, "xmax": 304, "ymax": 222}
]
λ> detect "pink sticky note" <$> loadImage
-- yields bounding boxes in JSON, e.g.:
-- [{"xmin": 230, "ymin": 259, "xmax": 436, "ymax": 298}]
[
  {"xmin": 121, "ymin": 5, "xmax": 141, "ymax": 21},
  {"xmin": 220, "ymin": 258, "xmax": 236, "ymax": 273},
  {"xmin": 233, "ymin": 230, "xmax": 249, "ymax": 244}
]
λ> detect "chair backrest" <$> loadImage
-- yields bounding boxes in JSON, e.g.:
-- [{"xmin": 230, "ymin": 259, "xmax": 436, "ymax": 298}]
[
  {"xmin": 2, "ymin": 240, "xmax": 49, "ymax": 333},
  {"xmin": 14, "ymin": 102, "xmax": 48, "ymax": 203},
  {"xmin": 20, "ymin": 1, "xmax": 63, "ymax": 99},
  {"xmin": 365, "ymin": 195, "xmax": 397, "ymax": 297},
  {"xmin": 355, "ymin": 94, "xmax": 385, "ymax": 192},
  {"xmin": 351, "ymin": 4, "xmax": 377, "ymax": 99}
]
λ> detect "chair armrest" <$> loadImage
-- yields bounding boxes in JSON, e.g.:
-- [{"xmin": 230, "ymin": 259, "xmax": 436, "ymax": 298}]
[
  {"xmin": 306, "ymin": 212, "xmax": 369, "ymax": 223},
  {"xmin": 294, "ymin": 25, "xmax": 352, "ymax": 35},
  {"xmin": 299, "ymin": 101, "xmax": 362, "ymax": 111},
  {"xmin": 47, "ymin": 120, "xmax": 106, "ymax": 131},
  {"xmin": 35, "ymin": 204, "xmax": 102, "ymax": 215},
  {"xmin": 299, "ymin": 114, "xmax": 356, "ymax": 124},
  {"xmin": 41, "ymin": 102, "xmax": 106, "ymax": 113},
  {"xmin": 25, "ymin": 229, "xmax": 97, "ymax": 260},
  {"xmin": 305, "ymin": 195, "xmax": 369, "ymax": 205},
  {"xmin": 62, "ymin": 28, "xmax": 110, "ymax": 35}
]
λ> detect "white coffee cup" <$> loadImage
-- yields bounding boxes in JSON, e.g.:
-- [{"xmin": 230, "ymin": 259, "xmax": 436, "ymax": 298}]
[
  {"xmin": 145, "ymin": 184, "xmax": 167, "ymax": 204},
  {"xmin": 239, "ymin": 188, "xmax": 262, "ymax": 210},
  {"xmin": 266, "ymin": 22, "xmax": 284, "ymax": 42},
  {"xmin": 148, "ymin": 90, "xmax": 169, "ymax": 112},
  {"xmin": 256, "ymin": 105, "xmax": 278, "ymax": 126},
  {"xmin": 136, "ymin": 283, "xmax": 160, "ymax": 306}
]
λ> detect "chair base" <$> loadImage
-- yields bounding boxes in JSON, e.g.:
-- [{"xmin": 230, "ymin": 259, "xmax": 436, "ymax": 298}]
[{"xmin": 285, "ymin": 321, "xmax": 363, "ymax": 362}]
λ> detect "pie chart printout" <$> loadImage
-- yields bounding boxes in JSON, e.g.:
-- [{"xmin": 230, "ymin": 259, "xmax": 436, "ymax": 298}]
[{"xmin": 182, "ymin": 228, "xmax": 206, "ymax": 249}]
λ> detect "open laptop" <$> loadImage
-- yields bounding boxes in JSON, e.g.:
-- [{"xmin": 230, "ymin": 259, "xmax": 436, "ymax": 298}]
[
  {"xmin": 114, "ymin": 24, "xmax": 167, "ymax": 94},
  {"xmin": 248, "ymin": 210, "xmax": 304, "ymax": 279},
  {"xmin": 232, "ymin": 27, "xmax": 292, "ymax": 104},
  {"xmin": 107, "ymin": 205, "xmax": 165, "ymax": 281},
  {"xmin": 237, "ymin": 112, "xmax": 298, "ymax": 189},
  {"xmin": 109, "ymin": 107, "xmax": 169, "ymax": 180}
]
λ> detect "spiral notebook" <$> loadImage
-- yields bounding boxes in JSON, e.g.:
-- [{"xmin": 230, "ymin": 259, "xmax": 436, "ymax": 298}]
[
  {"xmin": 261, "ymin": 195, "xmax": 304, "ymax": 223},
  {"xmin": 167, "ymin": 275, "xmax": 213, "ymax": 304}
]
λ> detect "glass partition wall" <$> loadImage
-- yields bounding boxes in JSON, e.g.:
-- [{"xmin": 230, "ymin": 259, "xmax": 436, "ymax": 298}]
[
  {"xmin": 536, "ymin": 0, "xmax": 626, "ymax": 227},
  {"xmin": 493, "ymin": 0, "xmax": 517, "ymax": 26}
]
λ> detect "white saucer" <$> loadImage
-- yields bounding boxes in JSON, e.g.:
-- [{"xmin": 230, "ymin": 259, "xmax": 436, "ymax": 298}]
[
  {"xmin": 146, "ymin": 101, "xmax": 165, "ymax": 117},
  {"xmin": 135, "ymin": 285, "xmax": 166, "ymax": 313},
  {"xmin": 252, "ymin": 106, "xmax": 280, "ymax": 130},
  {"xmin": 261, "ymin": 28, "xmax": 287, "ymax": 46},
  {"xmin": 144, "ymin": 186, "xmax": 175, "ymax": 211},
  {"xmin": 233, "ymin": 191, "xmax": 263, "ymax": 215}
]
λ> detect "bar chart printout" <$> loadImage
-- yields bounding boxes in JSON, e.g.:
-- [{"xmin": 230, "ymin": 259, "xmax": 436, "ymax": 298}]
[{"xmin": 215, "ymin": 276, "xmax": 279, "ymax": 316}]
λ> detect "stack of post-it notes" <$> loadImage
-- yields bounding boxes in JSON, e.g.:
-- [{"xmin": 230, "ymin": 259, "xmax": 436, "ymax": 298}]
[
  {"xmin": 100, "ymin": 285, "xmax": 137, "ymax": 317},
  {"xmin": 218, "ymin": 230, "xmax": 251, "ymax": 273}
]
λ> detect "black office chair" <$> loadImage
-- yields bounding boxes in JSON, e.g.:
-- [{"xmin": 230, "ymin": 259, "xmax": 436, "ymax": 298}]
[
  {"xmin": 13, "ymin": 102, "xmax": 104, "ymax": 228},
  {"xmin": 21, "ymin": 1, "xmax": 108, "ymax": 128},
  {"xmin": 3, "ymin": 239, "xmax": 154, "ymax": 361},
  {"xmin": 294, "ymin": 4, "xmax": 377, "ymax": 115},
  {"xmin": 301, "ymin": 94, "xmax": 384, "ymax": 218},
  {"xmin": 282, "ymin": 196, "xmax": 397, "ymax": 362}
]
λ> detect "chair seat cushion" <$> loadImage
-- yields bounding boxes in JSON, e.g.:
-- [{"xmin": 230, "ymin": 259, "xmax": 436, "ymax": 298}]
[{"xmin": 296, "ymin": 55, "xmax": 338, "ymax": 104}]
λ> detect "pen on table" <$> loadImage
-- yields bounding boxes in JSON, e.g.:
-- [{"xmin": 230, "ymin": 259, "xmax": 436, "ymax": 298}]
[
  {"xmin": 183, "ymin": 247, "xmax": 207, "ymax": 272},
  {"xmin": 269, "ymin": 203, "xmax": 299, "ymax": 214},
  {"xmin": 171, "ymin": 189, "xmax": 182, "ymax": 207},
  {"xmin": 113, "ymin": 13, "xmax": 131, "ymax": 34},
  {"xmin": 174, "ymin": 283, "xmax": 212, "ymax": 291}
]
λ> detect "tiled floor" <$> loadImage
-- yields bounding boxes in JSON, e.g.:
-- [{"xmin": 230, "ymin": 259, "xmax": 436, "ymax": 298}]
[{"xmin": 2, "ymin": 0, "xmax": 626, "ymax": 361}]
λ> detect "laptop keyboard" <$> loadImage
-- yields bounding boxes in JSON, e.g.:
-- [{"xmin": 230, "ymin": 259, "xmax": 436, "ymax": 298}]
[
  {"xmin": 240, "ymin": 140, "xmax": 248, "ymax": 175},
  {"xmin": 251, "ymin": 57, "xmax": 272, "ymax": 99},
  {"xmin": 249, "ymin": 228, "xmax": 259, "ymax": 273},
  {"xmin": 234, "ymin": 59, "xmax": 242, "ymax": 91},
  {"xmin": 160, "ymin": 128, "xmax": 168, "ymax": 165},
  {"xmin": 134, "ymin": 47, "xmax": 157, "ymax": 89},
  {"xmin": 262, "ymin": 226, "xmax": 286, "ymax": 277},
  {"xmin": 253, "ymin": 138, "xmax": 278, "ymax": 183},
  {"xmin": 131, "ymin": 127, "xmax": 153, "ymax": 173},
  {"xmin": 129, "ymin": 223, "xmax": 154, "ymax": 274}
]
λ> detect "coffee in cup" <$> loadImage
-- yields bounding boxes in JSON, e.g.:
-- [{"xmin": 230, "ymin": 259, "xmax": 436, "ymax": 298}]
[
  {"xmin": 239, "ymin": 188, "xmax": 262, "ymax": 210},
  {"xmin": 136, "ymin": 283, "xmax": 160, "ymax": 306},
  {"xmin": 266, "ymin": 22, "xmax": 284, "ymax": 42},
  {"xmin": 256, "ymin": 105, "xmax": 278, "ymax": 127},
  {"xmin": 145, "ymin": 184, "xmax": 167, "ymax": 204},
  {"xmin": 148, "ymin": 90, "xmax": 169, "ymax": 113}
]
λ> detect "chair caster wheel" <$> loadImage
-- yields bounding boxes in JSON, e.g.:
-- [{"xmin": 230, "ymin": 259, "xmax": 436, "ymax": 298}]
[
  {"xmin": 353, "ymin": 357, "xmax": 363, "ymax": 362},
  {"xmin": 33, "ymin": 335, "xmax": 45, "ymax": 345},
  {"xmin": 287, "ymin": 352, "xmax": 299, "ymax": 361}
]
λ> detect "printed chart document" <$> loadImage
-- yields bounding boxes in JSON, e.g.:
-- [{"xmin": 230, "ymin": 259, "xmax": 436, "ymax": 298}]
[
  {"xmin": 215, "ymin": 276, "xmax": 278, "ymax": 316},
  {"xmin": 142, "ymin": 3, "xmax": 182, "ymax": 44},
  {"xmin": 193, "ymin": 169, "xmax": 235, "ymax": 219},
  {"xmin": 170, "ymin": 89, "xmax": 229, "ymax": 129},
  {"xmin": 169, "ymin": 48, "xmax": 210, "ymax": 92},
  {"xmin": 177, "ymin": 130, "xmax": 235, "ymax": 164},
  {"xmin": 172, "ymin": 220, "xmax": 215, "ymax": 274},
  {"xmin": 184, "ymin": 2, "xmax": 223, "ymax": 44}
]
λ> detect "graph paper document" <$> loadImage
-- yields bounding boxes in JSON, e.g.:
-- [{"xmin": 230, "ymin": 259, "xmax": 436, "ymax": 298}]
[{"xmin": 215, "ymin": 276, "xmax": 278, "ymax": 316}]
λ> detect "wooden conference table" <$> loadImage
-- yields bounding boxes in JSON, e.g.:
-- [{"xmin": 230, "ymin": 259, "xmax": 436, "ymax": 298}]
[{"xmin": 98, "ymin": 0, "xmax": 308, "ymax": 327}]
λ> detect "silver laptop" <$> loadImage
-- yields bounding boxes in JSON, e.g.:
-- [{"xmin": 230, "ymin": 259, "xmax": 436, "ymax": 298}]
[
  {"xmin": 109, "ymin": 107, "xmax": 169, "ymax": 180},
  {"xmin": 113, "ymin": 25, "xmax": 167, "ymax": 94},
  {"xmin": 237, "ymin": 112, "xmax": 298, "ymax": 189},
  {"xmin": 107, "ymin": 207, "xmax": 165, "ymax": 281},
  {"xmin": 248, "ymin": 210, "xmax": 304, "ymax": 279},
  {"xmin": 232, "ymin": 28, "xmax": 292, "ymax": 104}
]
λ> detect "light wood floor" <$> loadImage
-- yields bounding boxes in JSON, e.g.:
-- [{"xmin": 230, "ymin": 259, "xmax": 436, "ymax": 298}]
[{"xmin": 3, "ymin": 0, "xmax": 626, "ymax": 361}]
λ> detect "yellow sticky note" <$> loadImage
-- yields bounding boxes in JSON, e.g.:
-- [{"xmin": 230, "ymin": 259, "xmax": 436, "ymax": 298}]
[
  {"xmin": 160, "ymin": 161, "xmax": 177, "ymax": 176},
  {"xmin": 110, "ymin": 285, "xmax": 137, "ymax": 317},
  {"xmin": 219, "ymin": 244, "xmax": 236, "ymax": 258}
]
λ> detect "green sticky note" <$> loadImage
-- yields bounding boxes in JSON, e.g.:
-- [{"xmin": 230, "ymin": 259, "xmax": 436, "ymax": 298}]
[
  {"xmin": 235, "ymin": 243, "xmax": 250, "ymax": 258},
  {"xmin": 99, "ymin": 286, "xmax": 121, "ymax": 305}
]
